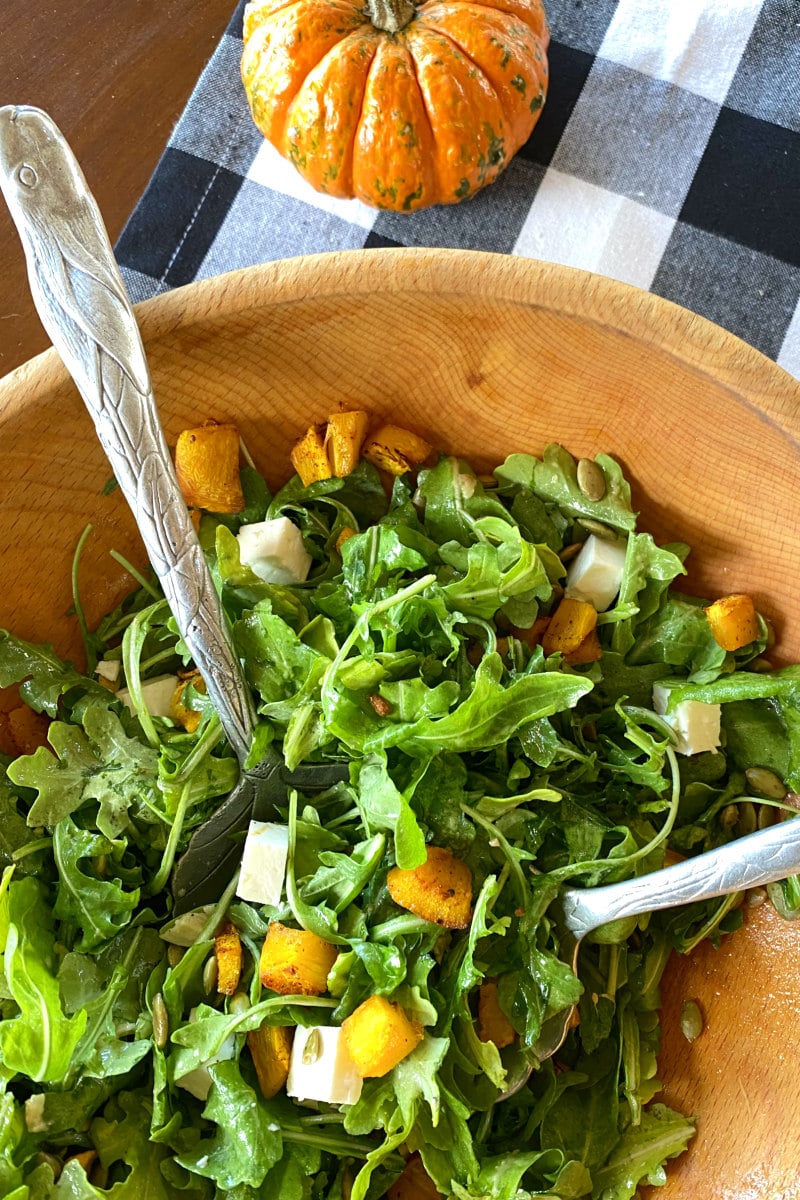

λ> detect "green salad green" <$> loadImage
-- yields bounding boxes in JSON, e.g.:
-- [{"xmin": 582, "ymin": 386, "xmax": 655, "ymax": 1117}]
[{"xmin": 1, "ymin": 441, "xmax": 799, "ymax": 1200}]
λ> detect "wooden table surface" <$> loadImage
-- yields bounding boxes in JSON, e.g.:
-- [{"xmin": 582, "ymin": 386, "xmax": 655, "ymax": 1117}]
[{"xmin": 0, "ymin": 0, "xmax": 235, "ymax": 378}]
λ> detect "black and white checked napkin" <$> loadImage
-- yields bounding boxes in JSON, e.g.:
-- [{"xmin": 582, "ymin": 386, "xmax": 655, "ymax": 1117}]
[{"xmin": 116, "ymin": 0, "xmax": 800, "ymax": 380}]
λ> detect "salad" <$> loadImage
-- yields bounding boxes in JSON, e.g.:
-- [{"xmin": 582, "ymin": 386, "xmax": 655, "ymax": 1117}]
[{"xmin": 1, "ymin": 412, "xmax": 799, "ymax": 1200}]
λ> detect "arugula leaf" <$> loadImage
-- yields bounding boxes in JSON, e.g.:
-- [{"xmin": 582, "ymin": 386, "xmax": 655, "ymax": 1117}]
[
  {"xmin": 591, "ymin": 1103, "xmax": 695, "ymax": 1199},
  {"xmin": 496, "ymin": 446, "xmax": 636, "ymax": 533},
  {"xmin": 0, "ymin": 632, "xmax": 108, "ymax": 717},
  {"xmin": 355, "ymin": 754, "xmax": 426, "ymax": 869},
  {"xmin": 0, "ymin": 877, "xmax": 87, "ymax": 1083},
  {"xmin": 402, "ymin": 654, "xmax": 593, "ymax": 756},
  {"xmin": 175, "ymin": 1061, "xmax": 284, "ymax": 1188},
  {"xmin": 53, "ymin": 818, "xmax": 140, "ymax": 953}
]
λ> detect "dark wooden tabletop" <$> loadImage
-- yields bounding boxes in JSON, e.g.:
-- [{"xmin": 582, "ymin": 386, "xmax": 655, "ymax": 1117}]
[{"xmin": 0, "ymin": 0, "xmax": 235, "ymax": 377}]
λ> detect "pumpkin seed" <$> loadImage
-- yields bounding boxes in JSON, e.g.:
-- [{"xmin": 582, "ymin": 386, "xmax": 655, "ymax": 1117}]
[
  {"xmin": 152, "ymin": 992, "xmax": 169, "ymax": 1050},
  {"xmin": 167, "ymin": 944, "xmax": 185, "ymax": 969},
  {"xmin": 559, "ymin": 541, "xmax": 584, "ymax": 564},
  {"xmin": 203, "ymin": 954, "xmax": 219, "ymax": 995},
  {"xmin": 229, "ymin": 991, "xmax": 251, "ymax": 1016},
  {"xmin": 577, "ymin": 458, "xmax": 606, "ymax": 502},
  {"xmin": 302, "ymin": 1027, "xmax": 322, "ymax": 1065},
  {"xmin": 758, "ymin": 804, "xmax": 777, "ymax": 829},
  {"xmin": 736, "ymin": 801, "xmax": 757, "ymax": 836},
  {"xmin": 747, "ymin": 886, "xmax": 768, "ymax": 908},
  {"xmin": 680, "ymin": 999, "xmax": 703, "ymax": 1043},
  {"xmin": 720, "ymin": 804, "xmax": 739, "ymax": 830},
  {"xmin": 745, "ymin": 766, "xmax": 787, "ymax": 800},
  {"xmin": 578, "ymin": 518, "xmax": 618, "ymax": 541}
]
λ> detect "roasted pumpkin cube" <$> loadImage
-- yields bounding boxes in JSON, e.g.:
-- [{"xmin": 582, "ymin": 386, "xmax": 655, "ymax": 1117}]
[
  {"xmin": 214, "ymin": 921, "xmax": 242, "ymax": 996},
  {"xmin": 387, "ymin": 1154, "xmax": 441, "ymax": 1200},
  {"xmin": 0, "ymin": 694, "xmax": 49, "ymax": 757},
  {"xmin": 563, "ymin": 626, "xmax": 603, "ymax": 666},
  {"xmin": 508, "ymin": 615, "xmax": 550, "ymax": 649},
  {"xmin": 705, "ymin": 594, "xmax": 760, "ymax": 651},
  {"xmin": 342, "ymin": 995, "xmax": 423, "ymax": 1077},
  {"xmin": 291, "ymin": 424, "xmax": 332, "ymax": 486},
  {"xmin": 247, "ymin": 1023, "xmax": 293, "ymax": 1099},
  {"xmin": 171, "ymin": 671, "xmax": 207, "ymax": 734},
  {"xmin": 335, "ymin": 525, "xmax": 358, "ymax": 554},
  {"xmin": 477, "ymin": 980, "xmax": 515, "ymax": 1049},
  {"xmin": 387, "ymin": 846, "xmax": 473, "ymax": 929},
  {"xmin": 541, "ymin": 598, "xmax": 597, "ymax": 656},
  {"xmin": 325, "ymin": 410, "xmax": 369, "ymax": 477},
  {"xmin": 175, "ymin": 422, "xmax": 245, "ymax": 513},
  {"xmin": 259, "ymin": 922, "xmax": 338, "ymax": 996},
  {"xmin": 362, "ymin": 424, "xmax": 432, "ymax": 476}
]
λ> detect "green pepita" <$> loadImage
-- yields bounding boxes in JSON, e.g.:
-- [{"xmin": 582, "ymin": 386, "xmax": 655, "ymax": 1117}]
[
  {"xmin": 578, "ymin": 517, "xmax": 617, "ymax": 541},
  {"xmin": 203, "ymin": 954, "xmax": 219, "ymax": 995},
  {"xmin": 152, "ymin": 992, "xmax": 169, "ymax": 1051},
  {"xmin": 745, "ymin": 766, "xmax": 787, "ymax": 800},
  {"xmin": 680, "ymin": 998, "xmax": 703, "ymax": 1043},
  {"xmin": 577, "ymin": 458, "xmax": 606, "ymax": 502},
  {"xmin": 167, "ymin": 944, "xmax": 185, "ymax": 969},
  {"xmin": 229, "ymin": 991, "xmax": 251, "ymax": 1016},
  {"xmin": 559, "ymin": 540, "xmax": 584, "ymax": 563},
  {"xmin": 302, "ymin": 1027, "xmax": 322, "ymax": 1065}
]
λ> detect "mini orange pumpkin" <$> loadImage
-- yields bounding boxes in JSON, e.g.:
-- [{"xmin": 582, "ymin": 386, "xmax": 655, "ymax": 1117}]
[{"xmin": 241, "ymin": 0, "xmax": 549, "ymax": 212}]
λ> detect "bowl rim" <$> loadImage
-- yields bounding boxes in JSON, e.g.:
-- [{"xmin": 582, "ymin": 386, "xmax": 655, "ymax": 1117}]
[{"xmin": 2, "ymin": 248, "xmax": 799, "ymax": 449}]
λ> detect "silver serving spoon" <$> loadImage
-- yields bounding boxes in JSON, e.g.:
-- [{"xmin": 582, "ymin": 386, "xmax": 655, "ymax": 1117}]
[
  {"xmin": 0, "ymin": 105, "xmax": 348, "ymax": 913},
  {"xmin": 497, "ymin": 812, "xmax": 800, "ymax": 1091}
]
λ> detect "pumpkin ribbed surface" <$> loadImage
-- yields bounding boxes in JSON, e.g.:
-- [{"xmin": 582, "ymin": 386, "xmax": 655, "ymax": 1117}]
[{"xmin": 241, "ymin": 0, "xmax": 549, "ymax": 211}]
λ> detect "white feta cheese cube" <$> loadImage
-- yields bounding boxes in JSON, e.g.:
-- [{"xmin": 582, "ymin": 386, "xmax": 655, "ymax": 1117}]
[
  {"xmin": 287, "ymin": 1025, "xmax": 363, "ymax": 1106},
  {"xmin": 653, "ymin": 684, "xmax": 721, "ymax": 756},
  {"xmin": 565, "ymin": 534, "xmax": 628, "ymax": 613},
  {"xmin": 237, "ymin": 517, "xmax": 312, "ymax": 584},
  {"xmin": 236, "ymin": 821, "xmax": 289, "ymax": 906},
  {"xmin": 94, "ymin": 658, "xmax": 121, "ymax": 684},
  {"xmin": 116, "ymin": 674, "xmax": 180, "ymax": 718}
]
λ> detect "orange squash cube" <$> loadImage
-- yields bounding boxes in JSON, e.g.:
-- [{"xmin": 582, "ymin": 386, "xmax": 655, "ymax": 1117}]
[
  {"xmin": 342, "ymin": 995, "xmax": 423, "ymax": 1077},
  {"xmin": 174, "ymin": 422, "xmax": 245, "ymax": 513},
  {"xmin": 247, "ymin": 1023, "xmax": 293, "ymax": 1098},
  {"xmin": 291, "ymin": 424, "xmax": 332, "ymax": 486},
  {"xmin": 387, "ymin": 1154, "xmax": 441, "ymax": 1200},
  {"xmin": 214, "ymin": 922, "xmax": 242, "ymax": 996},
  {"xmin": 171, "ymin": 671, "xmax": 206, "ymax": 734},
  {"xmin": 325, "ymin": 410, "xmax": 369, "ymax": 477},
  {"xmin": 387, "ymin": 846, "xmax": 473, "ymax": 929},
  {"xmin": 259, "ymin": 922, "xmax": 338, "ymax": 996},
  {"xmin": 477, "ymin": 980, "xmax": 516, "ymax": 1049},
  {"xmin": 563, "ymin": 626, "xmax": 603, "ymax": 666},
  {"xmin": 362, "ymin": 424, "xmax": 432, "ymax": 476},
  {"xmin": 705, "ymin": 594, "xmax": 760, "ymax": 651},
  {"xmin": 542, "ymin": 598, "xmax": 597, "ymax": 656}
]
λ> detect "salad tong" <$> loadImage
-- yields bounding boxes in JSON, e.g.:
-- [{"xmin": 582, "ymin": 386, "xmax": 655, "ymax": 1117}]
[
  {"xmin": 3, "ymin": 106, "xmax": 800, "ymax": 1080},
  {"xmin": 0, "ymin": 105, "xmax": 347, "ymax": 913}
]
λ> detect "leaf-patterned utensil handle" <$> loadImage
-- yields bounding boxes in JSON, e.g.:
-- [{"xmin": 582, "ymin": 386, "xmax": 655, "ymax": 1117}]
[
  {"xmin": 0, "ymin": 105, "xmax": 255, "ymax": 761},
  {"xmin": 561, "ymin": 816, "xmax": 800, "ymax": 940}
]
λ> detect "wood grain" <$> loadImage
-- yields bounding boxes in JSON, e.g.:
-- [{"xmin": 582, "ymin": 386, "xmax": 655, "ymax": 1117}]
[
  {"xmin": 1, "ymin": 249, "xmax": 799, "ymax": 1197},
  {"xmin": 0, "ymin": 0, "xmax": 234, "ymax": 375}
]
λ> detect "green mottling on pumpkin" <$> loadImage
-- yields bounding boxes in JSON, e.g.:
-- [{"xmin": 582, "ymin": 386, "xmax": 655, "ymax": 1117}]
[
  {"xmin": 529, "ymin": 90, "xmax": 543, "ymax": 113},
  {"xmin": 510, "ymin": 74, "xmax": 526, "ymax": 94},
  {"xmin": 402, "ymin": 183, "xmax": 424, "ymax": 210},
  {"xmin": 454, "ymin": 178, "xmax": 471, "ymax": 199},
  {"xmin": 398, "ymin": 121, "xmax": 418, "ymax": 148},
  {"xmin": 374, "ymin": 179, "xmax": 399, "ymax": 203},
  {"xmin": 287, "ymin": 143, "xmax": 307, "ymax": 171}
]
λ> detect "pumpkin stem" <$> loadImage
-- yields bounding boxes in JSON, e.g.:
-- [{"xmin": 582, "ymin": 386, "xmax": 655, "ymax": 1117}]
[{"xmin": 365, "ymin": 0, "xmax": 415, "ymax": 32}]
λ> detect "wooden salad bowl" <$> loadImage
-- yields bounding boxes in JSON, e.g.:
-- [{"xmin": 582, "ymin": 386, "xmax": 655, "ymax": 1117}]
[{"xmin": 1, "ymin": 248, "xmax": 799, "ymax": 1197}]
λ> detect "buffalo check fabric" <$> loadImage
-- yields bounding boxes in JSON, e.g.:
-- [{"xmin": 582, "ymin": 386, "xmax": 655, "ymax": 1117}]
[{"xmin": 116, "ymin": 0, "xmax": 800, "ymax": 379}]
